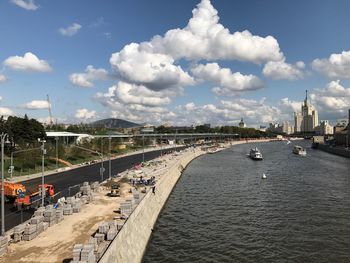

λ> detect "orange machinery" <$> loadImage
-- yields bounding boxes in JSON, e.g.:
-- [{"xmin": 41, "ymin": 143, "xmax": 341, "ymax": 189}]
[
  {"xmin": 14, "ymin": 184, "xmax": 55, "ymax": 210},
  {"xmin": 0, "ymin": 182, "xmax": 27, "ymax": 202}
]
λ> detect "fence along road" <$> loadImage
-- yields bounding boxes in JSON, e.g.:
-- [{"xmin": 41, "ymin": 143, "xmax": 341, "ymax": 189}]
[{"xmin": 2, "ymin": 146, "xmax": 186, "ymax": 232}]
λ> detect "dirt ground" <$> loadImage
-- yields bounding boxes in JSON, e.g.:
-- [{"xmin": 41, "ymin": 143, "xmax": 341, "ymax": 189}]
[{"xmin": 0, "ymin": 182, "xmax": 132, "ymax": 263}]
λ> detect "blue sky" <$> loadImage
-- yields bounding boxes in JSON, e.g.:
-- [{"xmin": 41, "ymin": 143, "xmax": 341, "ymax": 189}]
[{"xmin": 1, "ymin": 0, "xmax": 350, "ymax": 126}]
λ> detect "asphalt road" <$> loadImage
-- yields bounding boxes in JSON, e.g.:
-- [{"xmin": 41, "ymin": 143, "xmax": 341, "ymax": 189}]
[{"xmin": 2, "ymin": 146, "xmax": 186, "ymax": 232}]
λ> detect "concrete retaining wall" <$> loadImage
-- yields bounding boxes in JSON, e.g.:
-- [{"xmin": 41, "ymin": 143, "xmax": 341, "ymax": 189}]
[
  {"xmin": 99, "ymin": 149, "xmax": 205, "ymax": 263},
  {"xmin": 314, "ymin": 144, "xmax": 350, "ymax": 158}
]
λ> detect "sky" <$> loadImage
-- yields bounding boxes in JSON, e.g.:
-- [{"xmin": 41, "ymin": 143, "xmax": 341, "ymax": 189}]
[{"xmin": 1, "ymin": 0, "xmax": 350, "ymax": 127}]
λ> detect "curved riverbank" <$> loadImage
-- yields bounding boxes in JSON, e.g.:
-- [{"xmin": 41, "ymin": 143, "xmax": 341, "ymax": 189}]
[{"xmin": 99, "ymin": 148, "xmax": 206, "ymax": 263}]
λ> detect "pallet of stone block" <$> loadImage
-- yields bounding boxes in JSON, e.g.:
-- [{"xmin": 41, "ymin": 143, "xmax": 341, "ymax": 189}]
[
  {"xmin": 0, "ymin": 246, "xmax": 7, "ymax": 257},
  {"xmin": 43, "ymin": 222, "xmax": 49, "ymax": 231},
  {"xmin": 63, "ymin": 204, "xmax": 73, "ymax": 215},
  {"xmin": 22, "ymin": 231, "xmax": 38, "ymax": 241},
  {"xmin": 66, "ymin": 196, "xmax": 76, "ymax": 204},
  {"xmin": 94, "ymin": 233, "xmax": 105, "ymax": 244},
  {"xmin": 98, "ymin": 222, "xmax": 109, "ymax": 234},
  {"xmin": 80, "ymin": 244, "xmax": 96, "ymax": 263},
  {"xmin": 13, "ymin": 225, "xmax": 24, "ymax": 242},
  {"xmin": 88, "ymin": 237, "xmax": 98, "ymax": 252},
  {"xmin": 106, "ymin": 227, "xmax": 117, "ymax": 241},
  {"xmin": 30, "ymin": 216, "xmax": 44, "ymax": 224},
  {"xmin": 72, "ymin": 243, "xmax": 83, "ymax": 261},
  {"xmin": 24, "ymin": 224, "xmax": 37, "ymax": 235},
  {"xmin": 94, "ymin": 241, "xmax": 109, "ymax": 260},
  {"xmin": 0, "ymin": 236, "xmax": 8, "ymax": 248},
  {"xmin": 90, "ymin": 182, "xmax": 100, "ymax": 192},
  {"xmin": 35, "ymin": 221, "xmax": 44, "ymax": 233}
]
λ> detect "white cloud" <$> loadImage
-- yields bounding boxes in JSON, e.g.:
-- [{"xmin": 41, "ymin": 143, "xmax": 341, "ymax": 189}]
[
  {"xmin": 69, "ymin": 65, "xmax": 108, "ymax": 88},
  {"xmin": 3, "ymin": 52, "xmax": 52, "ymax": 72},
  {"xmin": 0, "ymin": 96, "xmax": 2, "ymax": 101},
  {"xmin": 110, "ymin": 43, "xmax": 195, "ymax": 90},
  {"xmin": 75, "ymin": 108, "xmax": 97, "ymax": 120},
  {"xmin": 310, "ymin": 80, "xmax": 350, "ymax": 115},
  {"xmin": 150, "ymin": 0, "xmax": 283, "ymax": 63},
  {"xmin": 10, "ymin": 0, "xmax": 38, "ymax": 10},
  {"xmin": 191, "ymin": 63, "xmax": 264, "ymax": 95},
  {"xmin": 263, "ymin": 60, "xmax": 305, "ymax": 80},
  {"xmin": 279, "ymin": 98, "xmax": 301, "ymax": 113},
  {"xmin": 59, "ymin": 23, "xmax": 82, "ymax": 37},
  {"xmin": 0, "ymin": 107, "xmax": 14, "ymax": 116},
  {"xmin": 311, "ymin": 50, "xmax": 350, "ymax": 79},
  {"xmin": 21, "ymin": 100, "xmax": 50, "ymax": 110},
  {"xmin": 0, "ymin": 74, "xmax": 6, "ymax": 83}
]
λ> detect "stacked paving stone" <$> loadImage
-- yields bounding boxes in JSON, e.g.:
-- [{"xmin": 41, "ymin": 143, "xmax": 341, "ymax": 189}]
[
  {"xmin": 120, "ymin": 201, "xmax": 132, "ymax": 216},
  {"xmin": 72, "ymin": 244, "xmax": 83, "ymax": 262},
  {"xmin": 56, "ymin": 208, "xmax": 64, "ymax": 222},
  {"xmin": 31, "ymin": 215, "xmax": 44, "ymax": 233},
  {"xmin": 72, "ymin": 199, "xmax": 82, "ymax": 213},
  {"xmin": 0, "ymin": 236, "xmax": 8, "ymax": 256},
  {"xmin": 23, "ymin": 224, "xmax": 37, "ymax": 241},
  {"xmin": 80, "ymin": 182, "xmax": 95, "ymax": 203},
  {"xmin": 63, "ymin": 204, "xmax": 73, "ymax": 215},
  {"xmin": 90, "ymin": 182, "xmax": 100, "ymax": 192},
  {"xmin": 13, "ymin": 224, "xmax": 25, "ymax": 242},
  {"xmin": 43, "ymin": 208, "xmax": 56, "ymax": 227},
  {"xmin": 80, "ymin": 244, "xmax": 96, "ymax": 263}
]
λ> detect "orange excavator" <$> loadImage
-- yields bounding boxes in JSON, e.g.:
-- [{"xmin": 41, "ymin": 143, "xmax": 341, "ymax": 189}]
[
  {"xmin": 0, "ymin": 182, "xmax": 27, "ymax": 202},
  {"xmin": 14, "ymin": 184, "xmax": 55, "ymax": 210}
]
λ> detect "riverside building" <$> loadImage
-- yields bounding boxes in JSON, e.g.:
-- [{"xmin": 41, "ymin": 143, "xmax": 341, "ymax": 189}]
[{"xmin": 294, "ymin": 90, "xmax": 318, "ymax": 133}]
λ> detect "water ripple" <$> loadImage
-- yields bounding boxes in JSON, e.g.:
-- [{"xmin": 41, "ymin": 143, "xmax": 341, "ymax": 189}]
[{"xmin": 144, "ymin": 141, "xmax": 350, "ymax": 263}]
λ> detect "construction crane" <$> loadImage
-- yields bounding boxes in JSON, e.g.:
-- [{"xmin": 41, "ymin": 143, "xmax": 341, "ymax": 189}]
[{"xmin": 47, "ymin": 94, "xmax": 54, "ymax": 126}]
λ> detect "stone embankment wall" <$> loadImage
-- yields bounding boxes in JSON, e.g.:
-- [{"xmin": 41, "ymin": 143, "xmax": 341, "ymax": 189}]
[
  {"xmin": 315, "ymin": 144, "xmax": 350, "ymax": 158},
  {"xmin": 99, "ymin": 149, "xmax": 205, "ymax": 263}
]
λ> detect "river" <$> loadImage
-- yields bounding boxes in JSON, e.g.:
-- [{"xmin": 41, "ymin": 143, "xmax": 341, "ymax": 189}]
[{"xmin": 143, "ymin": 141, "xmax": 350, "ymax": 263}]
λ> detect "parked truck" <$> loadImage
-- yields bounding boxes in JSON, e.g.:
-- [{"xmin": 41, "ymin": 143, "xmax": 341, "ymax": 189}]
[
  {"xmin": 14, "ymin": 184, "xmax": 55, "ymax": 210},
  {"xmin": 0, "ymin": 182, "xmax": 27, "ymax": 202}
]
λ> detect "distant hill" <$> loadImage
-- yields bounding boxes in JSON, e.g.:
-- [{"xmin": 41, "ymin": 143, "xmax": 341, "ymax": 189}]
[{"xmin": 90, "ymin": 118, "xmax": 142, "ymax": 129}]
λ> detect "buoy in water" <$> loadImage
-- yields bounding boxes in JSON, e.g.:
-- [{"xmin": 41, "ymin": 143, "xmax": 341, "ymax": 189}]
[{"xmin": 262, "ymin": 173, "xmax": 267, "ymax": 179}]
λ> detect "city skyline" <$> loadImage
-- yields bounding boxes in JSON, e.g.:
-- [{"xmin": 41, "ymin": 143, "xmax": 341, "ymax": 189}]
[{"xmin": 1, "ymin": 0, "xmax": 350, "ymax": 127}]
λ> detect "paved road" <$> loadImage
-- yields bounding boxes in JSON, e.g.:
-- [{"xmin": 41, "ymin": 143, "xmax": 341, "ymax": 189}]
[{"xmin": 2, "ymin": 146, "xmax": 186, "ymax": 232}]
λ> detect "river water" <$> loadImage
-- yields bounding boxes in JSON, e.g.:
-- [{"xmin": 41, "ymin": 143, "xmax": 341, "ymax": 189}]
[{"xmin": 143, "ymin": 141, "xmax": 350, "ymax": 263}]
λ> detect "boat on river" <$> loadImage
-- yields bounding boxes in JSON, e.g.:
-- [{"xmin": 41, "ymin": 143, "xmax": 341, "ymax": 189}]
[
  {"xmin": 293, "ymin": 145, "xmax": 307, "ymax": 156},
  {"xmin": 249, "ymin": 147, "xmax": 263, "ymax": 160}
]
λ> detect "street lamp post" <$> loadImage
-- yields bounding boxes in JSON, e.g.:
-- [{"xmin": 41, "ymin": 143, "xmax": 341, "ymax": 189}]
[
  {"xmin": 160, "ymin": 135, "xmax": 163, "ymax": 157},
  {"xmin": 108, "ymin": 136, "xmax": 111, "ymax": 180},
  {"xmin": 55, "ymin": 137, "xmax": 59, "ymax": 172},
  {"xmin": 38, "ymin": 138, "xmax": 46, "ymax": 207},
  {"xmin": 1, "ymin": 133, "xmax": 10, "ymax": 236},
  {"xmin": 142, "ymin": 135, "xmax": 145, "ymax": 163}
]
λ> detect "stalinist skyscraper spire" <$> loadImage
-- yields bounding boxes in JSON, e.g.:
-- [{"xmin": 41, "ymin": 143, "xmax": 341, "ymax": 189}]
[{"xmin": 295, "ymin": 90, "xmax": 318, "ymax": 133}]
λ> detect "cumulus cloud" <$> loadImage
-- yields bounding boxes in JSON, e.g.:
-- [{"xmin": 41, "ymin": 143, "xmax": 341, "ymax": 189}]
[
  {"xmin": 3, "ymin": 52, "xmax": 52, "ymax": 72},
  {"xmin": 0, "ymin": 107, "xmax": 14, "ymax": 116},
  {"xmin": 75, "ymin": 108, "xmax": 97, "ymax": 120},
  {"xmin": 59, "ymin": 23, "xmax": 82, "ymax": 37},
  {"xmin": 279, "ymin": 98, "xmax": 302, "ymax": 113},
  {"xmin": 310, "ymin": 80, "xmax": 350, "ymax": 116},
  {"xmin": 149, "ymin": 0, "xmax": 283, "ymax": 63},
  {"xmin": 312, "ymin": 50, "xmax": 350, "ymax": 79},
  {"xmin": 0, "ymin": 74, "xmax": 6, "ymax": 83},
  {"xmin": 110, "ymin": 43, "xmax": 195, "ymax": 90},
  {"xmin": 10, "ymin": 0, "xmax": 38, "ymax": 10},
  {"xmin": 69, "ymin": 65, "xmax": 108, "ymax": 88},
  {"xmin": 21, "ymin": 100, "xmax": 50, "ymax": 110},
  {"xmin": 191, "ymin": 63, "xmax": 264, "ymax": 95},
  {"xmin": 263, "ymin": 60, "xmax": 305, "ymax": 80},
  {"xmin": 109, "ymin": 0, "xmax": 284, "ymax": 93}
]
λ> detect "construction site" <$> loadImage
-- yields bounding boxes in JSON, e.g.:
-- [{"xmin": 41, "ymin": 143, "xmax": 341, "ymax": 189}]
[{"xmin": 0, "ymin": 146, "xmax": 201, "ymax": 263}]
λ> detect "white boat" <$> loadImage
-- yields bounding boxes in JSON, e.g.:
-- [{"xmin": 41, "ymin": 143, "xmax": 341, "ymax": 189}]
[
  {"xmin": 293, "ymin": 145, "xmax": 307, "ymax": 156},
  {"xmin": 262, "ymin": 173, "xmax": 267, "ymax": 179},
  {"xmin": 249, "ymin": 147, "xmax": 263, "ymax": 160},
  {"xmin": 286, "ymin": 140, "xmax": 291, "ymax": 145}
]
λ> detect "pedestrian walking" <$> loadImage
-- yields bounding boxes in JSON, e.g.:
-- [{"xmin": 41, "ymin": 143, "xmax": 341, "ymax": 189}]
[{"xmin": 152, "ymin": 185, "xmax": 156, "ymax": 194}]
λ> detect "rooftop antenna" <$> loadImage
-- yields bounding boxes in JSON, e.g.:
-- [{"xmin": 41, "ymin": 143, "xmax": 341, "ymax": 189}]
[{"xmin": 47, "ymin": 94, "xmax": 53, "ymax": 126}]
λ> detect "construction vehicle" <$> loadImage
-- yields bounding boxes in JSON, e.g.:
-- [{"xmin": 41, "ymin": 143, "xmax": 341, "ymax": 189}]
[
  {"xmin": 14, "ymin": 184, "xmax": 55, "ymax": 210},
  {"xmin": 0, "ymin": 182, "xmax": 27, "ymax": 202},
  {"xmin": 110, "ymin": 183, "xmax": 120, "ymax": 197}
]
